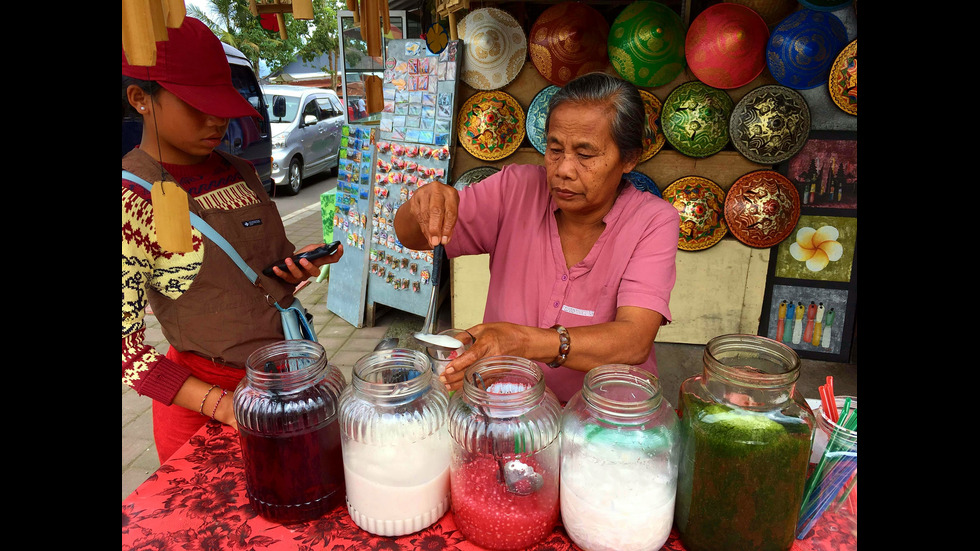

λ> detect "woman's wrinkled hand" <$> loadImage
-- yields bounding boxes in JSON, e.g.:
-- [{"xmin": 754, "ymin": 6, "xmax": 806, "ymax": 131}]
[
  {"xmin": 439, "ymin": 322, "xmax": 528, "ymax": 392},
  {"xmin": 407, "ymin": 182, "xmax": 460, "ymax": 248}
]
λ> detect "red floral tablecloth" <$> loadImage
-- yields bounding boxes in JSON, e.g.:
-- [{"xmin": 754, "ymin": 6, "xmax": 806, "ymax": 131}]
[{"xmin": 122, "ymin": 422, "xmax": 856, "ymax": 550}]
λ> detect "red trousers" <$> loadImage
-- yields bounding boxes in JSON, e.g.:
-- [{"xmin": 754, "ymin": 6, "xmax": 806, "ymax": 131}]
[{"xmin": 152, "ymin": 347, "xmax": 244, "ymax": 464}]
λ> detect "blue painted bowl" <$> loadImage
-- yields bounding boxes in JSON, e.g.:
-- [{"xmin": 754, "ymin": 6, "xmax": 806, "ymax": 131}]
[{"xmin": 766, "ymin": 9, "xmax": 848, "ymax": 90}]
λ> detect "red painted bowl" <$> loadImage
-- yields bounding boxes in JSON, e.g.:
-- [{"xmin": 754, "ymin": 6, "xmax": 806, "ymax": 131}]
[
  {"xmin": 686, "ymin": 3, "xmax": 769, "ymax": 90},
  {"xmin": 529, "ymin": 2, "xmax": 611, "ymax": 86}
]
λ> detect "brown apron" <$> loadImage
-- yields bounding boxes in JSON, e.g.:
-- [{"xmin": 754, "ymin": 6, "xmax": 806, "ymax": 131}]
[{"xmin": 123, "ymin": 148, "xmax": 297, "ymax": 369}]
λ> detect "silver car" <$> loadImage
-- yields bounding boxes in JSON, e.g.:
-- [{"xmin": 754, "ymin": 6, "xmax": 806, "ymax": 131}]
[{"xmin": 262, "ymin": 84, "xmax": 344, "ymax": 195}]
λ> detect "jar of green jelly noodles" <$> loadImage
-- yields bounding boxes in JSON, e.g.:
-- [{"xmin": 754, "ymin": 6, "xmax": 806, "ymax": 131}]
[{"xmin": 674, "ymin": 334, "xmax": 815, "ymax": 551}]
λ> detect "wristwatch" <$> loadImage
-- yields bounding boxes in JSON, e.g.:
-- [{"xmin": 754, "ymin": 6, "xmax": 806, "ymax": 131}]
[{"xmin": 546, "ymin": 324, "xmax": 570, "ymax": 368}]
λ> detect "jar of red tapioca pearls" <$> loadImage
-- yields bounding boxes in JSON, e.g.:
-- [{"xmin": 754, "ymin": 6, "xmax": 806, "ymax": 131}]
[{"xmin": 447, "ymin": 356, "xmax": 562, "ymax": 550}]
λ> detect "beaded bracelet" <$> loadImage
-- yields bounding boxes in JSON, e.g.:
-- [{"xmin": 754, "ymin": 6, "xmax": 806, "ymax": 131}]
[
  {"xmin": 546, "ymin": 324, "xmax": 570, "ymax": 368},
  {"xmin": 199, "ymin": 384, "xmax": 219, "ymax": 415},
  {"xmin": 210, "ymin": 389, "xmax": 229, "ymax": 420}
]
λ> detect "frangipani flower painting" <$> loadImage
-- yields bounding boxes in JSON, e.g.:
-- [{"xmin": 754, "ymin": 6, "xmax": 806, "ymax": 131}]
[{"xmin": 775, "ymin": 214, "xmax": 856, "ymax": 282}]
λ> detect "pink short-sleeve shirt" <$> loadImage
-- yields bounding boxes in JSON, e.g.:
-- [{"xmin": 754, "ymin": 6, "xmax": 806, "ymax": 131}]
[{"xmin": 445, "ymin": 164, "xmax": 680, "ymax": 401}]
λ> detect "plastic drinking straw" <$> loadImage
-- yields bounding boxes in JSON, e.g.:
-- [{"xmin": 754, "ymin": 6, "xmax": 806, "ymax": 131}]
[{"xmin": 796, "ymin": 398, "xmax": 857, "ymax": 539}]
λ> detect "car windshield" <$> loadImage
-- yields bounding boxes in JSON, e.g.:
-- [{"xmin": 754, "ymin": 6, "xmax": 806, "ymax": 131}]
[{"xmin": 264, "ymin": 94, "xmax": 301, "ymax": 123}]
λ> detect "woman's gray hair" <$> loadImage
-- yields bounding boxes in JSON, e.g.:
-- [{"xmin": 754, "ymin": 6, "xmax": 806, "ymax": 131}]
[{"xmin": 545, "ymin": 72, "xmax": 646, "ymax": 163}]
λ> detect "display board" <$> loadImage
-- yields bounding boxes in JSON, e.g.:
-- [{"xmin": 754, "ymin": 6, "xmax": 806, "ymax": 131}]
[
  {"xmin": 364, "ymin": 38, "xmax": 462, "ymax": 322},
  {"xmin": 326, "ymin": 124, "xmax": 378, "ymax": 328}
]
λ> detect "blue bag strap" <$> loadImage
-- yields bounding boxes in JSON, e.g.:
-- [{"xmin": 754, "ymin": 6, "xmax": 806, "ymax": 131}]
[{"xmin": 122, "ymin": 170, "xmax": 260, "ymax": 284}]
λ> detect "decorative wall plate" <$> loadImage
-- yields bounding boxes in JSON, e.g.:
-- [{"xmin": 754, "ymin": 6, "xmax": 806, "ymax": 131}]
[
  {"xmin": 730, "ymin": 84, "xmax": 811, "ymax": 164},
  {"xmin": 457, "ymin": 91, "xmax": 526, "ymax": 161},
  {"xmin": 662, "ymin": 81, "xmax": 734, "ymax": 158},
  {"xmin": 722, "ymin": 0, "xmax": 797, "ymax": 27},
  {"xmin": 607, "ymin": 1, "xmax": 686, "ymax": 88},
  {"xmin": 639, "ymin": 89, "xmax": 666, "ymax": 162},
  {"xmin": 529, "ymin": 2, "xmax": 611, "ymax": 86},
  {"xmin": 624, "ymin": 170, "xmax": 662, "ymax": 198},
  {"xmin": 454, "ymin": 166, "xmax": 500, "ymax": 190},
  {"xmin": 526, "ymin": 85, "xmax": 560, "ymax": 155},
  {"xmin": 829, "ymin": 39, "xmax": 857, "ymax": 116},
  {"xmin": 685, "ymin": 3, "xmax": 769, "ymax": 90},
  {"xmin": 663, "ymin": 176, "xmax": 728, "ymax": 251},
  {"xmin": 766, "ymin": 9, "xmax": 848, "ymax": 90},
  {"xmin": 458, "ymin": 8, "xmax": 527, "ymax": 90},
  {"xmin": 724, "ymin": 170, "xmax": 801, "ymax": 248},
  {"xmin": 799, "ymin": 0, "xmax": 853, "ymax": 11}
]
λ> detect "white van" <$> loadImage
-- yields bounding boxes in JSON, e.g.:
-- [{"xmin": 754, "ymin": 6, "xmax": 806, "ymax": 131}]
[{"xmin": 262, "ymin": 84, "xmax": 345, "ymax": 195}]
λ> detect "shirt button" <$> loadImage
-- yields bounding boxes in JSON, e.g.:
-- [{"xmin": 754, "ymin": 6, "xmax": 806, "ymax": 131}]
[
  {"xmin": 561, "ymin": 274, "xmax": 567, "ymax": 281},
  {"xmin": 553, "ymin": 301, "xmax": 559, "ymax": 308}
]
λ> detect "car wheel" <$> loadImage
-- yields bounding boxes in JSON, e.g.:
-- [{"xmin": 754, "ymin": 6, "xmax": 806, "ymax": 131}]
[{"xmin": 284, "ymin": 158, "xmax": 303, "ymax": 196}]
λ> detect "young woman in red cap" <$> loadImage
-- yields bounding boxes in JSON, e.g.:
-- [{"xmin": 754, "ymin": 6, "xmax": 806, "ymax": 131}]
[{"xmin": 121, "ymin": 17, "xmax": 343, "ymax": 463}]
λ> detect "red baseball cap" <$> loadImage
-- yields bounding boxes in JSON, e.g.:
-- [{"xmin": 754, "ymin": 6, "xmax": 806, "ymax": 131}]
[{"xmin": 122, "ymin": 17, "xmax": 262, "ymax": 120}]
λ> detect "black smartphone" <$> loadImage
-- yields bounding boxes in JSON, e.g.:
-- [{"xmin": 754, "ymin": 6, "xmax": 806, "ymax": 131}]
[{"xmin": 262, "ymin": 241, "xmax": 341, "ymax": 277}]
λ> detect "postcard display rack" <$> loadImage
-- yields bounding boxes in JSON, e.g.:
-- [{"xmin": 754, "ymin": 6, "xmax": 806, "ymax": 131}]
[{"xmin": 327, "ymin": 39, "xmax": 463, "ymax": 327}]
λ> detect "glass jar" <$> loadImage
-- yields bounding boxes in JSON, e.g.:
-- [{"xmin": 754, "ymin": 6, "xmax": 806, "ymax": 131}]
[
  {"xmin": 233, "ymin": 340, "xmax": 347, "ymax": 524},
  {"xmin": 447, "ymin": 356, "xmax": 562, "ymax": 551},
  {"xmin": 339, "ymin": 349, "xmax": 451, "ymax": 536},
  {"xmin": 675, "ymin": 334, "xmax": 815, "ymax": 551},
  {"xmin": 560, "ymin": 365, "xmax": 679, "ymax": 551}
]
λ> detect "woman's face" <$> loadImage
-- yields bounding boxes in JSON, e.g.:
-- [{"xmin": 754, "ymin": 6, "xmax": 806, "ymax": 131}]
[
  {"xmin": 136, "ymin": 87, "xmax": 230, "ymax": 165},
  {"xmin": 545, "ymin": 101, "xmax": 638, "ymax": 220}
]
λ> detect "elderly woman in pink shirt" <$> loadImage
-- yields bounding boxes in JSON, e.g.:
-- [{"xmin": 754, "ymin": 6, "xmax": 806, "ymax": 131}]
[{"xmin": 394, "ymin": 72, "xmax": 680, "ymax": 402}]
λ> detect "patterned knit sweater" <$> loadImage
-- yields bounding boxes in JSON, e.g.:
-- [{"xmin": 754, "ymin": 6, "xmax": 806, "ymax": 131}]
[{"xmin": 122, "ymin": 151, "xmax": 262, "ymax": 405}]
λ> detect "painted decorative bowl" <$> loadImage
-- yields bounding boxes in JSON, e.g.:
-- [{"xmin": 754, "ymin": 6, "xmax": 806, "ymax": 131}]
[
  {"xmin": 799, "ymin": 0, "xmax": 853, "ymax": 11},
  {"xmin": 721, "ymin": 0, "xmax": 797, "ymax": 27},
  {"xmin": 663, "ymin": 176, "xmax": 728, "ymax": 251},
  {"xmin": 829, "ymin": 39, "xmax": 857, "ymax": 115},
  {"xmin": 730, "ymin": 84, "xmax": 811, "ymax": 164},
  {"xmin": 608, "ymin": 1, "xmax": 686, "ymax": 88},
  {"xmin": 767, "ymin": 9, "xmax": 848, "ymax": 90},
  {"xmin": 457, "ymin": 90, "xmax": 526, "ymax": 161},
  {"xmin": 724, "ymin": 170, "xmax": 801, "ymax": 248},
  {"xmin": 529, "ymin": 2, "xmax": 611, "ymax": 86},
  {"xmin": 454, "ymin": 166, "xmax": 500, "ymax": 190},
  {"xmin": 457, "ymin": 8, "xmax": 527, "ymax": 90},
  {"xmin": 526, "ymin": 85, "xmax": 561, "ymax": 155},
  {"xmin": 685, "ymin": 3, "xmax": 769, "ymax": 90},
  {"xmin": 639, "ymin": 89, "xmax": 666, "ymax": 162},
  {"xmin": 662, "ymin": 81, "xmax": 734, "ymax": 158},
  {"xmin": 624, "ymin": 170, "xmax": 663, "ymax": 198}
]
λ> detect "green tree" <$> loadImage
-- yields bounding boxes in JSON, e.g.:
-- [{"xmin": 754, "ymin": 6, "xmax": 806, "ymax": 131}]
[{"xmin": 188, "ymin": 0, "xmax": 343, "ymax": 78}]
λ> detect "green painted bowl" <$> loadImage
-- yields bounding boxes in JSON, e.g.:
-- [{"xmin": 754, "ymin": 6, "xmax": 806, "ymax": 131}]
[
  {"xmin": 662, "ymin": 81, "xmax": 734, "ymax": 158},
  {"xmin": 607, "ymin": 1, "xmax": 686, "ymax": 88}
]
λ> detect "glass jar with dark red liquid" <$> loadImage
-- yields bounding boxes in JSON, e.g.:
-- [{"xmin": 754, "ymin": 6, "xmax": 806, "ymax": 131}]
[
  {"xmin": 233, "ymin": 340, "xmax": 347, "ymax": 524},
  {"xmin": 447, "ymin": 356, "xmax": 562, "ymax": 551}
]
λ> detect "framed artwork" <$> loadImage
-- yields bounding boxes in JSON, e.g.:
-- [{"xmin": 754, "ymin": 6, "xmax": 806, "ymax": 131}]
[
  {"xmin": 779, "ymin": 130, "xmax": 857, "ymax": 211},
  {"xmin": 760, "ymin": 132, "xmax": 858, "ymax": 362}
]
